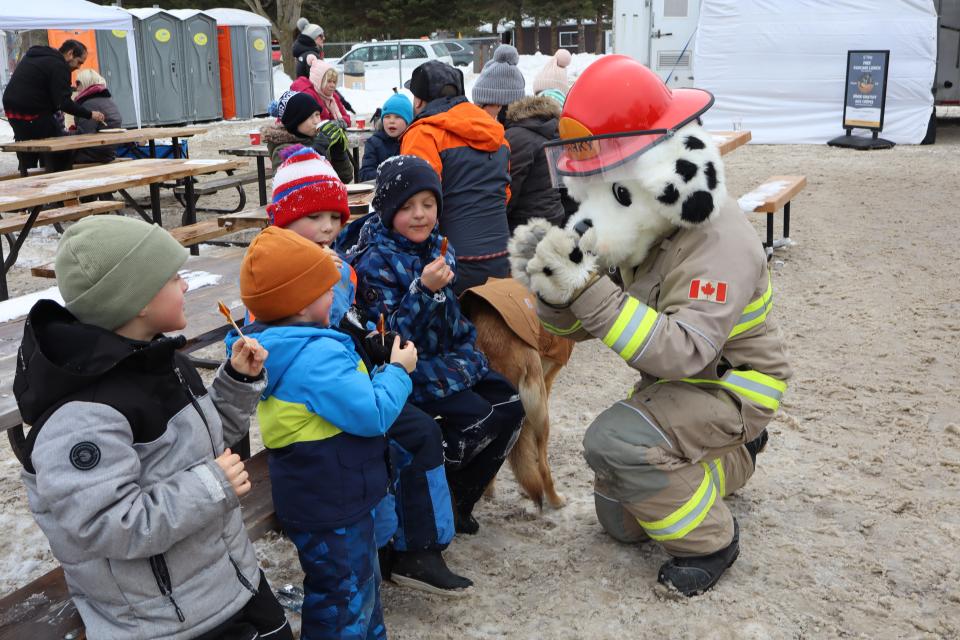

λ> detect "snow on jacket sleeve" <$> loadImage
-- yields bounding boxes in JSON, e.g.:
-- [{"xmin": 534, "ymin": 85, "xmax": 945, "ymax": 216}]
[
  {"xmin": 293, "ymin": 337, "xmax": 412, "ymax": 437},
  {"xmin": 208, "ymin": 362, "xmax": 267, "ymax": 449},
  {"xmin": 31, "ymin": 402, "xmax": 238, "ymax": 560},
  {"xmin": 568, "ymin": 233, "xmax": 761, "ymax": 379}
]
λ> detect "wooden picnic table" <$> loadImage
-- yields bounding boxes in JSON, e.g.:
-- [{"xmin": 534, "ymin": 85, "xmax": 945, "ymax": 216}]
[
  {"xmin": 0, "ymin": 126, "xmax": 206, "ymax": 169},
  {"xmin": 711, "ymin": 129, "xmax": 752, "ymax": 155},
  {"xmin": 0, "ymin": 158, "xmax": 244, "ymax": 299},
  {"xmin": 218, "ymin": 184, "xmax": 375, "ymax": 231},
  {"xmin": 0, "ymin": 246, "xmax": 247, "ymax": 465}
]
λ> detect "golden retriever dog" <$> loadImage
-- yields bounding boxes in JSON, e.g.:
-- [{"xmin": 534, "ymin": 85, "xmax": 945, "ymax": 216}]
[{"xmin": 461, "ymin": 278, "xmax": 573, "ymax": 510}]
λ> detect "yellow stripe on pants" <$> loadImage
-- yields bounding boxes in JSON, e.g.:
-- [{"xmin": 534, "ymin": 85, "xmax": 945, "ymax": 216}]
[{"xmin": 637, "ymin": 459, "xmax": 725, "ymax": 541}]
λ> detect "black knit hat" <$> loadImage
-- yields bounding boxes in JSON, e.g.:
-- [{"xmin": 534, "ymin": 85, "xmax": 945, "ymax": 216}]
[
  {"xmin": 405, "ymin": 61, "xmax": 464, "ymax": 102},
  {"xmin": 281, "ymin": 92, "xmax": 321, "ymax": 134},
  {"xmin": 373, "ymin": 155, "xmax": 443, "ymax": 230}
]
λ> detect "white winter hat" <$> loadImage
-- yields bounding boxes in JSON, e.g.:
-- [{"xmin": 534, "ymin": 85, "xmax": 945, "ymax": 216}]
[
  {"xmin": 297, "ymin": 17, "xmax": 324, "ymax": 40},
  {"xmin": 533, "ymin": 49, "xmax": 572, "ymax": 94}
]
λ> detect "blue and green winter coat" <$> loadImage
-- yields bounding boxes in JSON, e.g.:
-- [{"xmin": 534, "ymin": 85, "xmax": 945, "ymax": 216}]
[
  {"xmin": 347, "ymin": 215, "xmax": 489, "ymax": 403},
  {"xmin": 226, "ymin": 324, "xmax": 411, "ymax": 530}
]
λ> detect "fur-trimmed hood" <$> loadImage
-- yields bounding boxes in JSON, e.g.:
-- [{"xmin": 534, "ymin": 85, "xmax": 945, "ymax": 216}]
[
  {"xmin": 261, "ymin": 121, "xmax": 303, "ymax": 146},
  {"xmin": 506, "ymin": 95, "xmax": 561, "ymax": 123}
]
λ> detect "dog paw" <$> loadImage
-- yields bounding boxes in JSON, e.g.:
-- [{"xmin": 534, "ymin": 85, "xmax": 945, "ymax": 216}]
[
  {"xmin": 527, "ymin": 227, "xmax": 597, "ymax": 305},
  {"xmin": 509, "ymin": 218, "xmax": 555, "ymax": 286}
]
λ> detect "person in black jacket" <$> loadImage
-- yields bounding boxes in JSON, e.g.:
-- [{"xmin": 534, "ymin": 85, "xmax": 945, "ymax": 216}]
[
  {"xmin": 2, "ymin": 40, "xmax": 105, "ymax": 173},
  {"xmin": 503, "ymin": 94, "xmax": 566, "ymax": 231},
  {"xmin": 293, "ymin": 17, "xmax": 325, "ymax": 78},
  {"xmin": 358, "ymin": 93, "xmax": 413, "ymax": 181}
]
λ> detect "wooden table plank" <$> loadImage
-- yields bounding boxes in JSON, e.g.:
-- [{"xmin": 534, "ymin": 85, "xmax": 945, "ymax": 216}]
[
  {"xmin": 750, "ymin": 175, "xmax": 808, "ymax": 212},
  {"xmin": 0, "ymin": 247, "xmax": 247, "ymax": 433},
  {"xmin": 218, "ymin": 191, "xmax": 374, "ymax": 231},
  {"xmin": 219, "ymin": 145, "xmax": 268, "ymax": 158},
  {"xmin": 0, "ymin": 127, "xmax": 207, "ymax": 154},
  {"xmin": 711, "ymin": 130, "xmax": 752, "ymax": 156},
  {"xmin": 0, "ymin": 159, "xmax": 244, "ymax": 213}
]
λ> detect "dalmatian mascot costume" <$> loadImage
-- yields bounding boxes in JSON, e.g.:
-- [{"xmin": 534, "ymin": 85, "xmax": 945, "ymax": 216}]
[{"xmin": 510, "ymin": 56, "xmax": 792, "ymax": 596}]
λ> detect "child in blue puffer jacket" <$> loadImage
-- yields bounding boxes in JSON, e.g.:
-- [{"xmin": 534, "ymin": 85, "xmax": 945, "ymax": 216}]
[
  {"xmin": 349, "ymin": 155, "xmax": 525, "ymax": 534},
  {"xmin": 358, "ymin": 93, "xmax": 413, "ymax": 182}
]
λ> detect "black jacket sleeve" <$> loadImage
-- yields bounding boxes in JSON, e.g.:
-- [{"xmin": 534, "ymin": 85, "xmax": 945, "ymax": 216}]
[{"xmin": 52, "ymin": 64, "xmax": 92, "ymax": 120}]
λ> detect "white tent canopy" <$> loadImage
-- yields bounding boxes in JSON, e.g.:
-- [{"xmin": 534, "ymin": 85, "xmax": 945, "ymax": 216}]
[
  {"xmin": 204, "ymin": 8, "xmax": 271, "ymax": 27},
  {"xmin": 694, "ymin": 0, "xmax": 937, "ymax": 144},
  {"xmin": 0, "ymin": 0, "xmax": 142, "ymax": 126}
]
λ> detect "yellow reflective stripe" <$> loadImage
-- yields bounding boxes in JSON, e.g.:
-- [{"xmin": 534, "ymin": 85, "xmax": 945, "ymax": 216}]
[
  {"xmin": 257, "ymin": 396, "xmax": 343, "ymax": 449},
  {"xmin": 637, "ymin": 463, "xmax": 717, "ymax": 541},
  {"xmin": 709, "ymin": 458, "xmax": 726, "ymax": 497},
  {"xmin": 540, "ymin": 317, "xmax": 582, "ymax": 336},
  {"xmin": 729, "ymin": 274, "xmax": 774, "ymax": 338},
  {"xmin": 675, "ymin": 369, "xmax": 786, "ymax": 411},
  {"xmin": 602, "ymin": 296, "xmax": 659, "ymax": 361}
]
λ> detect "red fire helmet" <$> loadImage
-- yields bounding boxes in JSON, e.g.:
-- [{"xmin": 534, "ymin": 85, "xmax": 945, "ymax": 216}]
[{"xmin": 546, "ymin": 55, "xmax": 714, "ymax": 180}]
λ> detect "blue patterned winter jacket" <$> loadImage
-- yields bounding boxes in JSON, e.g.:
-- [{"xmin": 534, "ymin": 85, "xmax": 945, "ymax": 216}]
[{"xmin": 348, "ymin": 215, "xmax": 489, "ymax": 403}]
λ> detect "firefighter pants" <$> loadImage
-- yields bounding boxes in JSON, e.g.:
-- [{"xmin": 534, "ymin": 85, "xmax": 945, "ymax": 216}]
[{"xmin": 583, "ymin": 380, "xmax": 773, "ymax": 557}]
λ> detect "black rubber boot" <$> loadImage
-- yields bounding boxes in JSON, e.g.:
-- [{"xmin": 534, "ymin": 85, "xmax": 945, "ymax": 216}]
[
  {"xmin": 744, "ymin": 429, "xmax": 769, "ymax": 468},
  {"xmin": 377, "ymin": 544, "xmax": 395, "ymax": 581},
  {"xmin": 453, "ymin": 507, "xmax": 480, "ymax": 535},
  {"xmin": 657, "ymin": 519, "xmax": 740, "ymax": 597},
  {"xmin": 390, "ymin": 549, "xmax": 473, "ymax": 596}
]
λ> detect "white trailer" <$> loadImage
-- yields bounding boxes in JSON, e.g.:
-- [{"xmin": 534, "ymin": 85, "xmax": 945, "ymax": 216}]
[
  {"xmin": 935, "ymin": 0, "xmax": 960, "ymax": 104},
  {"xmin": 612, "ymin": 0, "xmax": 701, "ymax": 87}
]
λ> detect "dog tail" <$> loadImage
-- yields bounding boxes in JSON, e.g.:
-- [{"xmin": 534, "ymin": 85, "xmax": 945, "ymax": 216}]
[{"xmin": 509, "ymin": 364, "xmax": 549, "ymax": 510}]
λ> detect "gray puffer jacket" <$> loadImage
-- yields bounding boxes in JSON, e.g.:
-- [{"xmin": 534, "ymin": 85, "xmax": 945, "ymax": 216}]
[
  {"xmin": 73, "ymin": 85, "xmax": 123, "ymax": 163},
  {"xmin": 14, "ymin": 300, "xmax": 267, "ymax": 640}
]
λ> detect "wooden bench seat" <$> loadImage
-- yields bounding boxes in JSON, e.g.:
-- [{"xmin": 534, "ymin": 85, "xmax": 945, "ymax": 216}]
[
  {"xmin": 173, "ymin": 170, "xmax": 268, "ymax": 198},
  {"xmin": 740, "ymin": 175, "xmax": 807, "ymax": 257},
  {"xmin": 0, "ymin": 201, "xmax": 125, "ymax": 236},
  {"xmin": 0, "ymin": 450, "xmax": 277, "ymax": 640},
  {"xmin": 169, "ymin": 219, "xmax": 243, "ymax": 247}
]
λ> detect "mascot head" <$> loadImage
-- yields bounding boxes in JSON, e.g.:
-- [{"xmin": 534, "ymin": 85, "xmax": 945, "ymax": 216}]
[{"xmin": 545, "ymin": 56, "xmax": 727, "ymax": 269}]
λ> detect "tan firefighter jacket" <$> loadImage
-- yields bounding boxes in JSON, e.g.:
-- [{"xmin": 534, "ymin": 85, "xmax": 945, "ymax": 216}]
[{"xmin": 538, "ymin": 198, "xmax": 792, "ymax": 421}]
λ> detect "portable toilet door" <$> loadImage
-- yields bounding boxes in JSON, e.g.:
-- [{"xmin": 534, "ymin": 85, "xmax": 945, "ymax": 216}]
[
  {"xmin": 170, "ymin": 10, "xmax": 222, "ymax": 122},
  {"xmin": 95, "ymin": 29, "xmax": 140, "ymax": 128},
  {"xmin": 231, "ymin": 25, "xmax": 274, "ymax": 119},
  {"xmin": 130, "ymin": 9, "xmax": 188, "ymax": 125}
]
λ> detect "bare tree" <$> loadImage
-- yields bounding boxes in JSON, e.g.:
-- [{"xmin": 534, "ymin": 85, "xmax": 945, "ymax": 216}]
[{"xmin": 242, "ymin": 0, "xmax": 305, "ymax": 78}]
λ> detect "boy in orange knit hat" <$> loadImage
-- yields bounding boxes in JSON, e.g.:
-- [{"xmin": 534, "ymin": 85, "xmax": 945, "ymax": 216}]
[
  {"xmin": 264, "ymin": 146, "xmax": 474, "ymax": 597},
  {"xmin": 230, "ymin": 226, "xmax": 418, "ymax": 639}
]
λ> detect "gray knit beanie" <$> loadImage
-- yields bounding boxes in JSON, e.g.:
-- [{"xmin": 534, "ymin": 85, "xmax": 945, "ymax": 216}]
[
  {"xmin": 296, "ymin": 17, "xmax": 324, "ymax": 40},
  {"xmin": 471, "ymin": 44, "xmax": 525, "ymax": 106},
  {"xmin": 55, "ymin": 216, "xmax": 188, "ymax": 330}
]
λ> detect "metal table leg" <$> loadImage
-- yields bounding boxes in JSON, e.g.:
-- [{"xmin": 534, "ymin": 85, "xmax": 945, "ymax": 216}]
[
  {"xmin": 183, "ymin": 179, "xmax": 199, "ymax": 256},
  {"xmin": 0, "ymin": 205, "xmax": 43, "ymax": 301},
  {"xmin": 257, "ymin": 157, "xmax": 267, "ymax": 206},
  {"xmin": 149, "ymin": 139, "xmax": 157, "ymax": 158},
  {"xmin": 352, "ymin": 145, "xmax": 361, "ymax": 183}
]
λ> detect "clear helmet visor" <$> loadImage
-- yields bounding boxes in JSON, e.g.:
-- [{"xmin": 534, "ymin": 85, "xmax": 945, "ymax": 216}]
[{"xmin": 544, "ymin": 129, "xmax": 675, "ymax": 187}]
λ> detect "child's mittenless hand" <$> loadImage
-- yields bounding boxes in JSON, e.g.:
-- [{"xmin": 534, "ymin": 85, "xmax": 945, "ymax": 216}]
[
  {"xmin": 420, "ymin": 256, "xmax": 454, "ymax": 292},
  {"xmin": 230, "ymin": 336, "xmax": 268, "ymax": 378},
  {"xmin": 390, "ymin": 335, "xmax": 418, "ymax": 373},
  {"xmin": 215, "ymin": 448, "xmax": 251, "ymax": 497}
]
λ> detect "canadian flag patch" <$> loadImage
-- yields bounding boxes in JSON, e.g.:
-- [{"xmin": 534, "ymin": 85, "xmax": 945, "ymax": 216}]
[{"xmin": 689, "ymin": 279, "xmax": 728, "ymax": 304}]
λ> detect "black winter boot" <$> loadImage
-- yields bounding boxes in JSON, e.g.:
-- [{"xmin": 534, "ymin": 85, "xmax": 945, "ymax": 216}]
[
  {"xmin": 744, "ymin": 429, "xmax": 769, "ymax": 468},
  {"xmin": 390, "ymin": 549, "xmax": 473, "ymax": 596},
  {"xmin": 377, "ymin": 544, "xmax": 395, "ymax": 581},
  {"xmin": 657, "ymin": 519, "xmax": 740, "ymax": 597},
  {"xmin": 453, "ymin": 507, "xmax": 480, "ymax": 535}
]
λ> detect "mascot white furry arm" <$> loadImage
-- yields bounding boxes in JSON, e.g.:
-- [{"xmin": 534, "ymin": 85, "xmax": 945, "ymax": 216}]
[{"xmin": 509, "ymin": 56, "xmax": 792, "ymax": 597}]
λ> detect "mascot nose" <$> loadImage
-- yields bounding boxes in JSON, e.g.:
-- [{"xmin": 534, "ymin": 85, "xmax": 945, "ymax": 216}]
[{"xmin": 573, "ymin": 218, "xmax": 593, "ymax": 237}]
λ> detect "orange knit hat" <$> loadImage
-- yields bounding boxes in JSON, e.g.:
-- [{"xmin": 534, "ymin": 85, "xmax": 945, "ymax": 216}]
[{"xmin": 240, "ymin": 226, "xmax": 340, "ymax": 322}]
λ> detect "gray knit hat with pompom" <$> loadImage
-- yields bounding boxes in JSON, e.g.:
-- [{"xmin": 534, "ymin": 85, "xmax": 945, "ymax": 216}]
[{"xmin": 471, "ymin": 44, "xmax": 525, "ymax": 106}]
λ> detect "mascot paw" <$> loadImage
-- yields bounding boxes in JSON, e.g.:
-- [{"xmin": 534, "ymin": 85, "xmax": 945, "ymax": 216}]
[
  {"xmin": 509, "ymin": 218, "xmax": 556, "ymax": 287},
  {"xmin": 527, "ymin": 227, "xmax": 597, "ymax": 306}
]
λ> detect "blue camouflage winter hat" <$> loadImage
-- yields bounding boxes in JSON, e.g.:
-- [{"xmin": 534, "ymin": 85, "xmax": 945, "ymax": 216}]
[
  {"xmin": 373, "ymin": 155, "xmax": 443, "ymax": 230},
  {"xmin": 381, "ymin": 93, "xmax": 414, "ymax": 125}
]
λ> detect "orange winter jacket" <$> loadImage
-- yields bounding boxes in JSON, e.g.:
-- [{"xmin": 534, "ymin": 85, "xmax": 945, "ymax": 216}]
[{"xmin": 401, "ymin": 96, "xmax": 512, "ymax": 261}]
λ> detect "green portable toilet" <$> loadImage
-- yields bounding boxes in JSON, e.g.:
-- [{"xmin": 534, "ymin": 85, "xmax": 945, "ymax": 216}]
[
  {"xmin": 128, "ymin": 8, "xmax": 188, "ymax": 125},
  {"xmin": 95, "ymin": 28, "xmax": 140, "ymax": 128},
  {"xmin": 169, "ymin": 9, "xmax": 222, "ymax": 123}
]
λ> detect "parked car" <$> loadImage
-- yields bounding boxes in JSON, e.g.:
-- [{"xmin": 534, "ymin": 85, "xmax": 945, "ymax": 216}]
[
  {"xmin": 331, "ymin": 40, "xmax": 455, "ymax": 72},
  {"xmin": 438, "ymin": 40, "xmax": 475, "ymax": 67}
]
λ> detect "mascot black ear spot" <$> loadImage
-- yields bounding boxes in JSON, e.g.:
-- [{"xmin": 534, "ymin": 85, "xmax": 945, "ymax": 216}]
[
  {"xmin": 681, "ymin": 190, "xmax": 714, "ymax": 224},
  {"xmin": 612, "ymin": 183, "xmax": 632, "ymax": 207},
  {"xmin": 684, "ymin": 135, "xmax": 705, "ymax": 151},
  {"xmin": 675, "ymin": 159, "xmax": 698, "ymax": 183},
  {"xmin": 705, "ymin": 161, "xmax": 718, "ymax": 190},
  {"xmin": 658, "ymin": 183, "xmax": 680, "ymax": 205},
  {"xmin": 542, "ymin": 266, "xmax": 554, "ymax": 277}
]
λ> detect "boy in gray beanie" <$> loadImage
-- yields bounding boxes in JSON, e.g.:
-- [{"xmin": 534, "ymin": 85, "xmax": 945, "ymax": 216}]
[
  {"xmin": 471, "ymin": 44, "xmax": 526, "ymax": 123},
  {"xmin": 13, "ymin": 216, "xmax": 292, "ymax": 640}
]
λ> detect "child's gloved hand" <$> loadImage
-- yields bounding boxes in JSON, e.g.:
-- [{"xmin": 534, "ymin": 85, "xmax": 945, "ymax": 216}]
[
  {"xmin": 316, "ymin": 120, "xmax": 348, "ymax": 158},
  {"xmin": 420, "ymin": 256, "xmax": 454, "ymax": 292},
  {"xmin": 230, "ymin": 336, "xmax": 268, "ymax": 378},
  {"xmin": 215, "ymin": 448, "xmax": 251, "ymax": 497},
  {"xmin": 364, "ymin": 330, "xmax": 403, "ymax": 366},
  {"xmin": 390, "ymin": 335, "xmax": 418, "ymax": 373}
]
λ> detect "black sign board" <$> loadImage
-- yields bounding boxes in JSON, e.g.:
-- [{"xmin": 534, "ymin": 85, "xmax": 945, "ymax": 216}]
[{"xmin": 842, "ymin": 50, "xmax": 890, "ymax": 131}]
